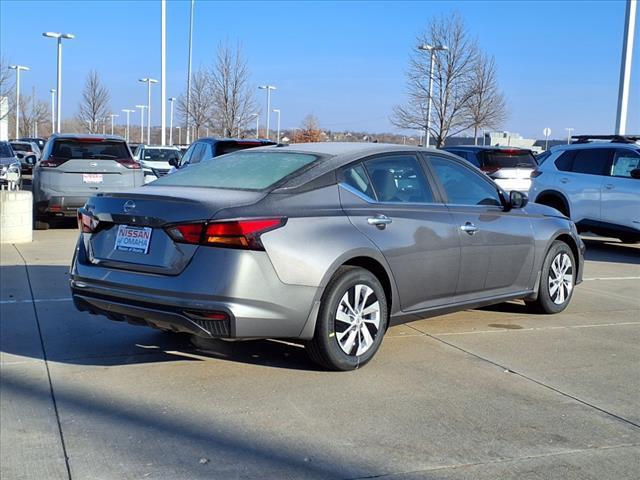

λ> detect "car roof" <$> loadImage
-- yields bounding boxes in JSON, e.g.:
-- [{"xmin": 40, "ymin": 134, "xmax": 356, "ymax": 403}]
[
  {"xmin": 195, "ymin": 137, "xmax": 276, "ymax": 145},
  {"xmin": 138, "ymin": 144, "xmax": 180, "ymax": 150},
  {"xmin": 442, "ymin": 145, "xmax": 530, "ymax": 152},
  {"xmin": 50, "ymin": 133, "xmax": 125, "ymax": 141},
  {"xmin": 550, "ymin": 142, "xmax": 640, "ymax": 152}
]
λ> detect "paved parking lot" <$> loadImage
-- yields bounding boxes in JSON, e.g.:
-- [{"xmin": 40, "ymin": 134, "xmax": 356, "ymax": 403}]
[{"xmin": 1, "ymin": 228, "xmax": 639, "ymax": 480}]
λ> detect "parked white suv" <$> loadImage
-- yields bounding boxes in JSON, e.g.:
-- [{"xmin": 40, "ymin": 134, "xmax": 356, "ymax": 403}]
[
  {"xmin": 133, "ymin": 145, "xmax": 182, "ymax": 183},
  {"xmin": 529, "ymin": 136, "xmax": 640, "ymax": 243}
]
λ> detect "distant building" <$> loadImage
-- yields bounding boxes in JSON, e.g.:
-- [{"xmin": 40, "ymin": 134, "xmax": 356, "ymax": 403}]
[{"xmin": 485, "ymin": 131, "xmax": 542, "ymax": 153}]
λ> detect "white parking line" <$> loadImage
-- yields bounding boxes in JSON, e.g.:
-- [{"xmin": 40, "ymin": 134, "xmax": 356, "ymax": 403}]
[
  {"xmin": 434, "ymin": 321, "xmax": 640, "ymax": 336},
  {"xmin": 583, "ymin": 276, "xmax": 640, "ymax": 281},
  {"xmin": 0, "ymin": 297, "xmax": 72, "ymax": 305}
]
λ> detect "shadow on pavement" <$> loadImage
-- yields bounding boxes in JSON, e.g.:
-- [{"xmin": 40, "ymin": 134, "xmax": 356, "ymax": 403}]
[{"xmin": 583, "ymin": 238, "xmax": 639, "ymax": 265}]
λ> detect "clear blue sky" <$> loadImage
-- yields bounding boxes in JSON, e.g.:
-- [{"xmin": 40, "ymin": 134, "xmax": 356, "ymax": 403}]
[{"xmin": 1, "ymin": 0, "xmax": 638, "ymax": 139}]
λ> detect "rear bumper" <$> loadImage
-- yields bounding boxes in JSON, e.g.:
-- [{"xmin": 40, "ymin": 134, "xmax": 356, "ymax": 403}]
[
  {"xmin": 36, "ymin": 196, "xmax": 87, "ymax": 217},
  {"xmin": 70, "ymin": 236, "xmax": 321, "ymax": 339}
]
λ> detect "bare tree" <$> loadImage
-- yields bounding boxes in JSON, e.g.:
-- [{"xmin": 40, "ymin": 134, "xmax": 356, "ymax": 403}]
[
  {"xmin": 77, "ymin": 70, "xmax": 111, "ymax": 133},
  {"xmin": 0, "ymin": 55, "xmax": 14, "ymax": 121},
  {"xmin": 467, "ymin": 52, "xmax": 507, "ymax": 144},
  {"xmin": 209, "ymin": 42, "xmax": 257, "ymax": 137},
  {"xmin": 177, "ymin": 69, "xmax": 212, "ymax": 138},
  {"xmin": 19, "ymin": 94, "xmax": 49, "ymax": 137},
  {"xmin": 297, "ymin": 114, "xmax": 323, "ymax": 143},
  {"xmin": 392, "ymin": 13, "xmax": 480, "ymax": 147}
]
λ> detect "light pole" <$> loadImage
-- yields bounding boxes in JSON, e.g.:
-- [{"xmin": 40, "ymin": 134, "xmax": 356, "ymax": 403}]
[
  {"xmin": 177, "ymin": 126, "xmax": 181, "ymax": 144},
  {"xmin": 49, "ymin": 88, "xmax": 56, "ymax": 133},
  {"xmin": 185, "ymin": 0, "xmax": 195, "ymax": 144},
  {"xmin": 616, "ymin": 0, "xmax": 636, "ymax": 135},
  {"xmin": 136, "ymin": 105, "xmax": 147, "ymax": 144},
  {"xmin": 8, "ymin": 65, "xmax": 29, "ymax": 138},
  {"xmin": 109, "ymin": 114, "xmax": 119, "ymax": 135},
  {"xmin": 258, "ymin": 85, "xmax": 276, "ymax": 140},
  {"xmin": 418, "ymin": 43, "xmax": 448, "ymax": 147},
  {"xmin": 42, "ymin": 32, "xmax": 74, "ymax": 133},
  {"xmin": 251, "ymin": 113, "xmax": 259, "ymax": 138},
  {"xmin": 292, "ymin": 127, "xmax": 299, "ymax": 143},
  {"xmin": 168, "ymin": 97, "xmax": 176, "ymax": 145},
  {"xmin": 272, "ymin": 109, "xmax": 281, "ymax": 143},
  {"xmin": 122, "ymin": 109, "xmax": 135, "ymax": 142},
  {"xmin": 565, "ymin": 127, "xmax": 574, "ymax": 144},
  {"xmin": 160, "ymin": 0, "xmax": 166, "ymax": 145},
  {"xmin": 139, "ymin": 77, "xmax": 158, "ymax": 144}
]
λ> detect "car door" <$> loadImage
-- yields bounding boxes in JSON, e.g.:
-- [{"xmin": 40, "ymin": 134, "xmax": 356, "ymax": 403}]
[
  {"xmin": 426, "ymin": 154, "xmax": 535, "ymax": 299},
  {"xmin": 600, "ymin": 149, "xmax": 640, "ymax": 232},
  {"xmin": 339, "ymin": 153, "xmax": 460, "ymax": 312}
]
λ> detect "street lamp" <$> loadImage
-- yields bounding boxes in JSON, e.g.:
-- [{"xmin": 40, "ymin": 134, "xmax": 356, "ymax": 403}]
[
  {"xmin": 168, "ymin": 97, "xmax": 176, "ymax": 145},
  {"xmin": 136, "ymin": 105, "xmax": 147, "ymax": 144},
  {"xmin": 251, "ymin": 112, "xmax": 259, "ymax": 138},
  {"xmin": 49, "ymin": 88, "xmax": 56, "ymax": 132},
  {"xmin": 109, "ymin": 114, "xmax": 119, "ymax": 135},
  {"xmin": 176, "ymin": 126, "xmax": 182, "ymax": 144},
  {"xmin": 42, "ymin": 32, "xmax": 74, "ymax": 133},
  {"xmin": 122, "ymin": 109, "xmax": 135, "ymax": 142},
  {"xmin": 272, "ymin": 109, "xmax": 281, "ymax": 143},
  {"xmin": 8, "ymin": 65, "xmax": 29, "ymax": 138},
  {"xmin": 418, "ymin": 43, "xmax": 448, "ymax": 147},
  {"xmin": 185, "ymin": 0, "xmax": 195, "ymax": 144},
  {"xmin": 565, "ymin": 127, "xmax": 574, "ymax": 144},
  {"xmin": 139, "ymin": 77, "xmax": 158, "ymax": 144},
  {"xmin": 258, "ymin": 85, "xmax": 276, "ymax": 140}
]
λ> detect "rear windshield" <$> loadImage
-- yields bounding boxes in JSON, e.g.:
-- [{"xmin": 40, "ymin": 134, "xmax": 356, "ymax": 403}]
[
  {"xmin": 481, "ymin": 150, "xmax": 537, "ymax": 169},
  {"xmin": 10, "ymin": 143, "xmax": 30, "ymax": 152},
  {"xmin": 0, "ymin": 143, "xmax": 14, "ymax": 157},
  {"xmin": 51, "ymin": 140, "xmax": 131, "ymax": 160},
  {"xmin": 214, "ymin": 141, "xmax": 274, "ymax": 157},
  {"xmin": 153, "ymin": 151, "xmax": 318, "ymax": 190},
  {"xmin": 140, "ymin": 148, "xmax": 181, "ymax": 161}
]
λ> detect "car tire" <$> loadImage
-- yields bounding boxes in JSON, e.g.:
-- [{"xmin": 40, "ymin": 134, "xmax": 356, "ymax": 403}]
[
  {"xmin": 526, "ymin": 240, "xmax": 576, "ymax": 314},
  {"xmin": 306, "ymin": 266, "xmax": 388, "ymax": 371},
  {"xmin": 34, "ymin": 218, "xmax": 50, "ymax": 230}
]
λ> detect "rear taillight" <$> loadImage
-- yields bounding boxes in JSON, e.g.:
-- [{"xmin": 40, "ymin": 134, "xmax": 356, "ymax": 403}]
[
  {"xmin": 77, "ymin": 210, "xmax": 98, "ymax": 233},
  {"xmin": 40, "ymin": 156, "xmax": 68, "ymax": 168},
  {"xmin": 530, "ymin": 170, "xmax": 543, "ymax": 178},
  {"xmin": 116, "ymin": 158, "xmax": 141, "ymax": 169},
  {"xmin": 166, "ymin": 218, "xmax": 286, "ymax": 250}
]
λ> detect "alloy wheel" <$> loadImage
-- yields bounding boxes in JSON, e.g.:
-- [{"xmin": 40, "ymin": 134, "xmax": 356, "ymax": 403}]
[
  {"xmin": 335, "ymin": 284, "xmax": 381, "ymax": 356},
  {"xmin": 548, "ymin": 252, "xmax": 573, "ymax": 305}
]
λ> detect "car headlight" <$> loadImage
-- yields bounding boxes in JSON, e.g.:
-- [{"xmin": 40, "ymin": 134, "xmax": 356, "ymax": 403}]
[{"xmin": 9, "ymin": 162, "xmax": 20, "ymax": 172}]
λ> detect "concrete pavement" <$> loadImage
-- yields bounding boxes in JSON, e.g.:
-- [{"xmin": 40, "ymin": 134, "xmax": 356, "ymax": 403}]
[{"xmin": 1, "ymin": 230, "xmax": 638, "ymax": 479}]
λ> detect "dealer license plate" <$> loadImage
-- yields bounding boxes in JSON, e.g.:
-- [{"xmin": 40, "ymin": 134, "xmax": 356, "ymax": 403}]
[
  {"xmin": 83, "ymin": 173, "xmax": 103, "ymax": 184},
  {"xmin": 114, "ymin": 225, "xmax": 152, "ymax": 254}
]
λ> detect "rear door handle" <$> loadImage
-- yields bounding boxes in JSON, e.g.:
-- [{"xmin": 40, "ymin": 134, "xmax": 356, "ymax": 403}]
[
  {"xmin": 604, "ymin": 184, "xmax": 614, "ymax": 190},
  {"xmin": 460, "ymin": 222, "xmax": 478, "ymax": 235},
  {"xmin": 560, "ymin": 178, "xmax": 569, "ymax": 184},
  {"xmin": 368, "ymin": 214, "xmax": 392, "ymax": 228}
]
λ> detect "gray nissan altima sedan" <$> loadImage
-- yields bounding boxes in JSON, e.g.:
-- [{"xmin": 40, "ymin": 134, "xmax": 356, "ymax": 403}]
[{"xmin": 71, "ymin": 143, "xmax": 584, "ymax": 370}]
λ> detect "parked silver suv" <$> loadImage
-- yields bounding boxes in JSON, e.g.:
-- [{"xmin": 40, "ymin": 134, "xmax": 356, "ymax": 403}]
[
  {"xmin": 33, "ymin": 134, "xmax": 143, "ymax": 229},
  {"xmin": 530, "ymin": 135, "xmax": 640, "ymax": 243}
]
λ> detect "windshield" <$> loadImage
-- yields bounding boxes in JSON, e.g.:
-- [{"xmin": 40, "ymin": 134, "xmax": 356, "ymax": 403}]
[
  {"xmin": 11, "ymin": 143, "xmax": 31, "ymax": 152},
  {"xmin": 140, "ymin": 148, "xmax": 181, "ymax": 162},
  {"xmin": 481, "ymin": 150, "xmax": 537, "ymax": 169},
  {"xmin": 51, "ymin": 140, "xmax": 131, "ymax": 160},
  {"xmin": 153, "ymin": 151, "xmax": 318, "ymax": 190},
  {"xmin": 0, "ymin": 143, "xmax": 14, "ymax": 157}
]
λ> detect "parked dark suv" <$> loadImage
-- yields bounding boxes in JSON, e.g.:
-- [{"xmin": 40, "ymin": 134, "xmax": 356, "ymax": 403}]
[{"xmin": 32, "ymin": 134, "xmax": 144, "ymax": 229}]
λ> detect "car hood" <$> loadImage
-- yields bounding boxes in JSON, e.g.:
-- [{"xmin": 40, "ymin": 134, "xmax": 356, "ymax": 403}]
[
  {"xmin": 527, "ymin": 201, "xmax": 568, "ymax": 219},
  {"xmin": 0, "ymin": 156, "xmax": 18, "ymax": 166}
]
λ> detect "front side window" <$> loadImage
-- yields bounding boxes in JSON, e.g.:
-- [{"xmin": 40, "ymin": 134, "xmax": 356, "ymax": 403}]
[
  {"xmin": 178, "ymin": 144, "xmax": 195, "ymax": 167},
  {"xmin": 610, "ymin": 150, "xmax": 640, "ymax": 178},
  {"xmin": 571, "ymin": 149, "xmax": 613, "ymax": 176},
  {"xmin": 152, "ymin": 151, "xmax": 317, "ymax": 190},
  {"xmin": 429, "ymin": 156, "xmax": 501, "ymax": 206},
  {"xmin": 364, "ymin": 155, "xmax": 434, "ymax": 203},
  {"xmin": 189, "ymin": 143, "xmax": 207, "ymax": 165}
]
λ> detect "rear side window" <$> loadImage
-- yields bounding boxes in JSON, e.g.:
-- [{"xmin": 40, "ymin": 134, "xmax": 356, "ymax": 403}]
[
  {"xmin": 571, "ymin": 149, "xmax": 613, "ymax": 176},
  {"xmin": 50, "ymin": 140, "xmax": 131, "ymax": 160},
  {"xmin": 555, "ymin": 151, "xmax": 576, "ymax": 171},
  {"xmin": 152, "ymin": 151, "xmax": 317, "ymax": 190},
  {"xmin": 611, "ymin": 150, "xmax": 640, "ymax": 178},
  {"xmin": 364, "ymin": 155, "xmax": 434, "ymax": 203},
  {"xmin": 481, "ymin": 150, "xmax": 536, "ymax": 169},
  {"xmin": 342, "ymin": 164, "xmax": 375, "ymax": 200}
]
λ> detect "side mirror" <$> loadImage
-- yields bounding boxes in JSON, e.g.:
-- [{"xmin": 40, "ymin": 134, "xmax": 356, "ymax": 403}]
[
  {"xmin": 630, "ymin": 168, "xmax": 640, "ymax": 179},
  {"xmin": 510, "ymin": 190, "xmax": 528, "ymax": 209},
  {"xmin": 26, "ymin": 155, "xmax": 36, "ymax": 165},
  {"xmin": 168, "ymin": 157, "xmax": 179, "ymax": 167}
]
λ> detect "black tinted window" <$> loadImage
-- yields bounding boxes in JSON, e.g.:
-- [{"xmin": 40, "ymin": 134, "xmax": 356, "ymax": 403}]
[
  {"xmin": 51, "ymin": 140, "xmax": 131, "ymax": 160},
  {"xmin": 140, "ymin": 148, "xmax": 181, "ymax": 162},
  {"xmin": 430, "ymin": 157, "xmax": 501, "ymax": 206},
  {"xmin": 365, "ymin": 155, "xmax": 434, "ymax": 203},
  {"xmin": 10, "ymin": 143, "xmax": 30, "ymax": 152},
  {"xmin": 342, "ymin": 164, "xmax": 375, "ymax": 200},
  {"xmin": 555, "ymin": 151, "xmax": 576, "ymax": 171},
  {"xmin": 481, "ymin": 150, "xmax": 536, "ymax": 169},
  {"xmin": 0, "ymin": 143, "xmax": 13, "ymax": 157},
  {"xmin": 571, "ymin": 149, "xmax": 613, "ymax": 176}
]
